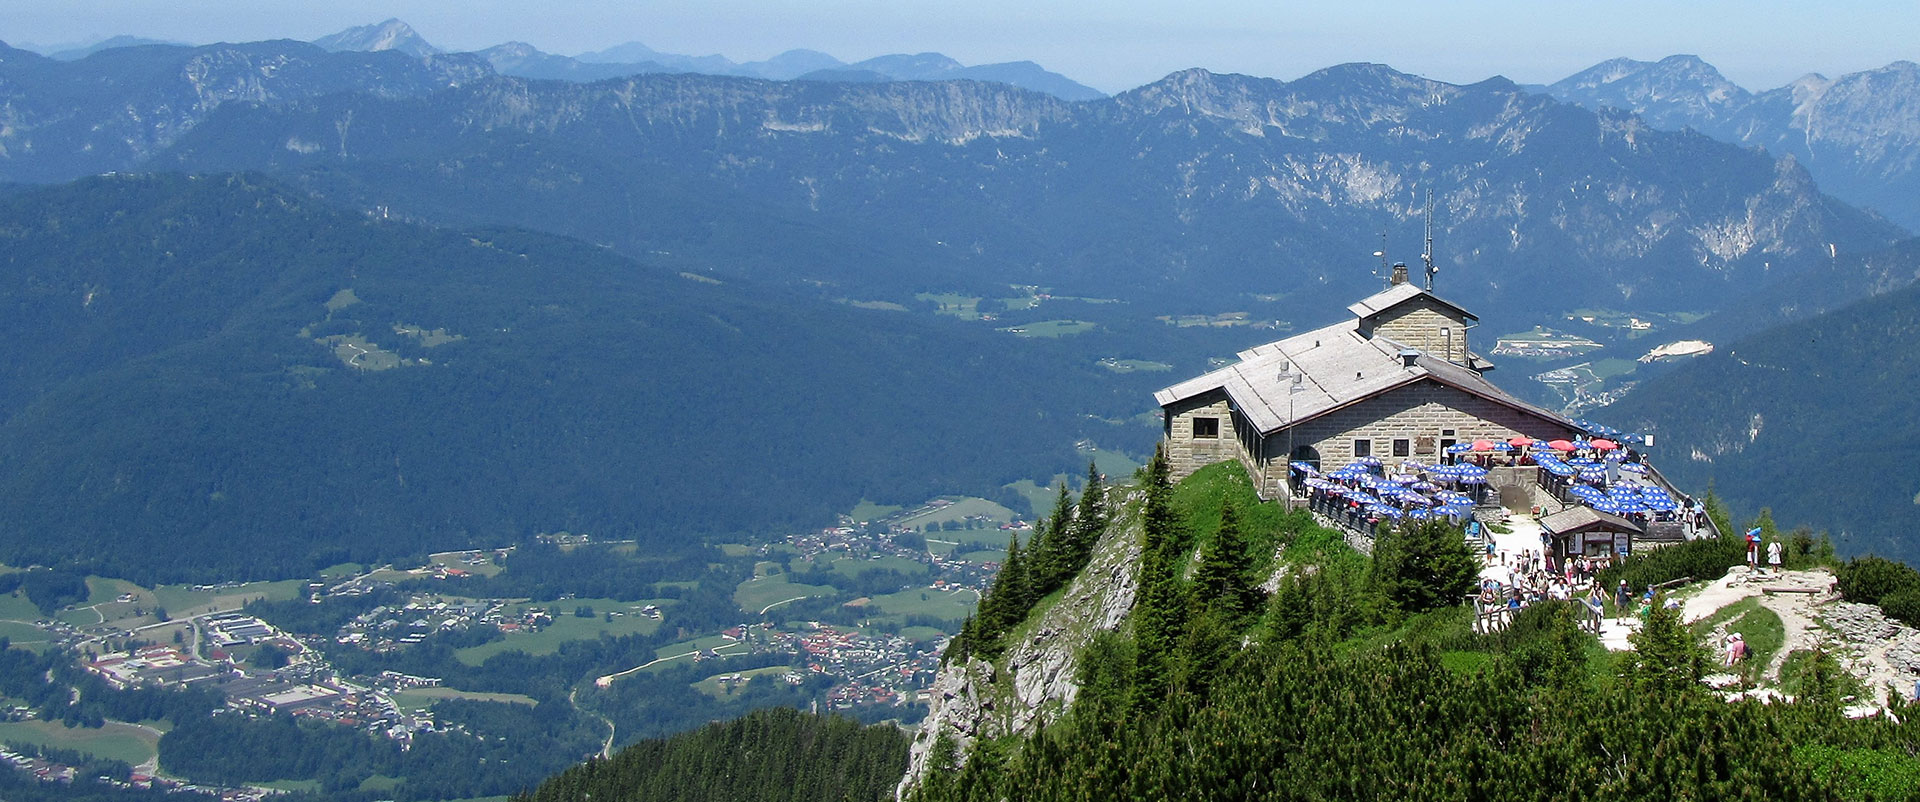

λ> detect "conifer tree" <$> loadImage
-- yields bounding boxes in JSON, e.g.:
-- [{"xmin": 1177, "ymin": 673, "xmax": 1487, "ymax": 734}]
[
  {"xmin": 1193, "ymin": 495, "xmax": 1259, "ymax": 620},
  {"xmin": 1030, "ymin": 481, "xmax": 1075, "ymax": 593},
  {"xmin": 1056, "ymin": 463, "xmax": 1107, "ymax": 585},
  {"xmin": 1131, "ymin": 445, "xmax": 1185, "ymax": 715},
  {"xmin": 1628, "ymin": 593, "xmax": 1705, "ymax": 697},
  {"xmin": 970, "ymin": 534, "xmax": 1034, "ymax": 656}
]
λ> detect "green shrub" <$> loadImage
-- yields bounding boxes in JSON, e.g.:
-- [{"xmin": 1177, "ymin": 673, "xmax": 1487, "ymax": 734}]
[
  {"xmin": 1596, "ymin": 537, "xmax": 1743, "ymax": 594},
  {"xmin": 1834, "ymin": 556, "xmax": 1920, "ymax": 605},
  {"xmin": 1879, "ymin": 588, "xmax": 1920, "ymax": 628}
]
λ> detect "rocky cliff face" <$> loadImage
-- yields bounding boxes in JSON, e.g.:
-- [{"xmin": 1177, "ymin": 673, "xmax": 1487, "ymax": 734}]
[{"xmin": 899, "ymin": 491, "xmax": 1144, "ymax": 796}]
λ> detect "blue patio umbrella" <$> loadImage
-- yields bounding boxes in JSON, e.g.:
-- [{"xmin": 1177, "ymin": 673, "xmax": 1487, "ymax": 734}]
[{"xmin": 1444, "ymin": 442, "xmax": 1476, "ymax": 455}]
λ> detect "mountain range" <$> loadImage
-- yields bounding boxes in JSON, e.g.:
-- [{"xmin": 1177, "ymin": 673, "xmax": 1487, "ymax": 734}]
[
  {"xmin": 2, "ymin": 34, "xmax": 1892, "ymax": 324},
  {"xmin": 306, "ymin": 18, "xmax": 1105, "ymax": 101},
  {"xmin": 1544, "ymin": 55, "xmax": 1920, "ymax": 231},
  {"xmin": 8, "ymin": 29, "xmax": 1920, "ymax": 569}
]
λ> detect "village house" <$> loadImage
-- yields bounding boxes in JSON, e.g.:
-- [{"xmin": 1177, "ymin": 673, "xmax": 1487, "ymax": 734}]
[{"xmin": 1155, "ymin": 266, "xmax": 1580, "ymax": 506}]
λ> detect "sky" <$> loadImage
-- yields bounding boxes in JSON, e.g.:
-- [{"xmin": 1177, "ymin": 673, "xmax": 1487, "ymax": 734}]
[{"xmin": 6, "ymin": 0, "xmax": 1917, "ymax": 94}]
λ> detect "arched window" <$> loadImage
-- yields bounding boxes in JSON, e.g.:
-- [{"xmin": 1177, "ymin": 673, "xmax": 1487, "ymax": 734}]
[{"xmin": 1290, "ymin": 444, "xmax": 1321, "ymax": 470}]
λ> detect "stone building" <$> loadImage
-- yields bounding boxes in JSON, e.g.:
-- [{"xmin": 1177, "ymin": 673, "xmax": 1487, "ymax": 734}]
[{"xmin": 1154, "ymin": 273, "xmax": 1578, "ymax": 505}]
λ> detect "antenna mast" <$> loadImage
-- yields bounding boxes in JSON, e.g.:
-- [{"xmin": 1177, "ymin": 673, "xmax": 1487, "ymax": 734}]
[
  {"xmin": 1373, "ymin": 231, "xmax": 1389, "ymax": 286},
  {"xmin": 1421, "ymin": 189, "xmax": 1438, "ymax": 291}
]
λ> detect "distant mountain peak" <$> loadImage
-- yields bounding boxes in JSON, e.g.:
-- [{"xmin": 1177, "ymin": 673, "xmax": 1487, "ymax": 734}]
[
  {"xmin": 849, "ymin": 52, "xmax": 965, "ymax": 76},
  {"xmin": 575, "ymin": 41, "xmax": 667, "ymax": 64},
  {"xmin": 313, "ymin": 19, "xmax": 440, "ymax": 58}
]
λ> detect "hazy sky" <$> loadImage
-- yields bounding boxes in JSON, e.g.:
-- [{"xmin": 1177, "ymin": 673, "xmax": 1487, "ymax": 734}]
[{"xmin": 6, "ymin": 0, "xmax": 1916, "ymax": 93}]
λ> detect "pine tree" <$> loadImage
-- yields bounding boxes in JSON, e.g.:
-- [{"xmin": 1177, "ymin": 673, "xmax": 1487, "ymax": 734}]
[
  {"xmin": 1131, "ymin": 445, "xmax": 1186, "ymax": 715},
  {"xmin": 1057, "ymin": 463, "xmax": 1107, "ymax": 584},
  {"xmin": 1030, "ymin": 481, "xmax": 1075, "ymax": 593},
  {"xmin": 1193, "ymin": 494, "xmax": 1259, "ymax": 621},
  {"xmin": 1628, "ymin": 592, "xmax": 1706, "ymax": 697}
]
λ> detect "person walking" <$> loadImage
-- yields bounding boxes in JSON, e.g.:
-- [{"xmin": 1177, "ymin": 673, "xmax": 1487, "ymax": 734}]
[
  {"xmin": 1767, "ymin": 539, "xmax": 1784, "ymax": 574},
  {"xmin": 1614, "ymin": 580, "xmax": 1631, "ymax": 613}
]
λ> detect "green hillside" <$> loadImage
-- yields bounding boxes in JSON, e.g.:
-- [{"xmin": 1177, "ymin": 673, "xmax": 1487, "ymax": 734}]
[
  {"xmin": 904, "ymin": 455, "xmax": 1920, "ymax": 802},
  {"xmin": 1602, "ymin": 265, "xmax": 1920, "ymax": 563},
  {"xmin": 0, "ymin": 173, "xmax": 1152, "ymax": 583}
]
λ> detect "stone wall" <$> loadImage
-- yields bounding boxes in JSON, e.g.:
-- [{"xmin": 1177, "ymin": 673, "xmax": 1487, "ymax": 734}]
[
  {"xmin": 1262, "ymin": 379, "xmax": 1577, "ymax": 483},
  {"xmin": 1163, "ymin": 390, "xmax": 1236, "ymax": 481},
  {"xmin": 1370, "ymin": 298, "xmax": 1470, "ymax": 363}
]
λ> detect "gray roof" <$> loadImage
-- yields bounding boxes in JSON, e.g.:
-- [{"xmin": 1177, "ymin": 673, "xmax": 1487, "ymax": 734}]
[
  {"xmin": 1154, "ymin": 316, "xmax": 1572, "ymax": 436},
  {"xmin": 1538, "ymin": 506, "xmax": 1643, "ymax": 536},
  {"xmin": 1346, "ymin": 283, "xmax": 1477, "ymax": 321}
]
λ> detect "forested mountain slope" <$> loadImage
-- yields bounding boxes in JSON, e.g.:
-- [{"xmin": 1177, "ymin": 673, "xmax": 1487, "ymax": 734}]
[
  {"xmin": 1603, "ymin": 252, "xmax": 1920, "ymax": 563},
  {"xmin": 0, "ymin": 173, "xmax": 1149, "ymax": 582},
  {"xmin": 515, "ymin": 708, "xmax": 907, "ymax": 802}
]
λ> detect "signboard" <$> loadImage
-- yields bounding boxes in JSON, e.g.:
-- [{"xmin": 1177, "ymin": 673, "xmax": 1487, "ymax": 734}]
[{"xmin": 1614, "ymin": 533, "xmax": 1631, "ymax": 555}]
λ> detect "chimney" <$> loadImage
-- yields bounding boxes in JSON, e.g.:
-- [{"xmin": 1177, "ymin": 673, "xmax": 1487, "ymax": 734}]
[
  {"xmin": 1389, "ymin": 262, "xmax": 1409, "ymax": 286},
  {"xmin": 1399, "ymin": 349, "xmax": 1420, "ymax": 368}
]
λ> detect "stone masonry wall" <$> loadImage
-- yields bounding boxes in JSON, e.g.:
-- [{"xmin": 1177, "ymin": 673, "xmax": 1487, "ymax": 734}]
[
  {"xmin": 1262, "ymin": 379, "xmax": 1577, "ymax": 483},
  {"xmin": 1372, "ymin": 300, "xmax": 1469, "ymax": 363},
  {"xmin": 1164, "ymin": 391, "xmax": 1235, "ymax": 481}
]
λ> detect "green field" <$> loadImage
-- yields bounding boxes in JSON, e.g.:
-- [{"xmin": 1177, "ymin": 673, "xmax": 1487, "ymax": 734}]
[
  {"xmin": 839, "ymin": 299, "xmax": 910, "ymax": 312},
  {"xmin": 0, "ymin": 720, "xmax": 158, "ymax": 767},
  {"xmin": 317, "ymin": 563, "xmax": 365, "ymax": 580},
  {"xmin": 151, "ymin": 579, "xmax": 303, "ymax": 619},
  {"xmin": 899, "ymin": 625, "xmax": 948, "ymax": 642},
  {"xmin": 916, "ymin": 292, "xmax": 984, "ymax": 319},
  {"xmin": 894, "ymin": 497, "xmax": 1016, "ymax": 530},
  {"xmin": 733, "ymin": 576, "xmax": 838, "ymax": 615},
  {"xmin": 822, "ymin": 556, "xmax": 927, "ymax": 581},
  {"xmin": 691, "ymin": 665, "xmax": 796, "ymax": 698},
  {"xmin": 642, "ymin": 634, "xmax": 749, "ymax": 672},
  {"xmin": 0, "ymin": 592, "xmax": 44, "ymax": 622},
  {"xmin": 849, "ymin": 500, "xmax": 904, "ymax": 523},
  {"xmin": 0, "ymin": 621, "xmax": 50, "ymax": 647},
  {"xmin": 430, "ymin": 551, "xmax": 503, "ymax": 577},
  {"xmin": 454, "ymin": 600, "xmax": 664, "ymax": 665},
  {"xmin": 391, "ymin": 687, "xmax": 537, "ymax": 713},
  {"xmin": 1088, "ymin": 449, "xmax": 1141, "ymax": 480},
  {"xmin": 869, "ymin": 588, "xmax": 977, "ymax": 623},
  {"xmin": 1589, "ymin": 357, "xmax": 1639, "ymax": 380},
  {"xmin": 717, "ymin": 544, "xmax": 756, "ymax": 558},
  {"xmin": 1001, "ymin": 319, "xmax": 1095, "ymax": 337},
  {"xmin": 949, "ymin": 548, "xmax": 1006, "ymax": 566}
]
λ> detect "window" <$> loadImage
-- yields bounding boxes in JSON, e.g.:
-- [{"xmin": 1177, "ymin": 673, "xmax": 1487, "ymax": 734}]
[
  {"xmin": 1352, "ymin": 439, "xmax": 1371, "ymax": 458},
  {"xmin": 1439, "ymin": 428, "xmax": 1456, "ymax": 453},
  {"xmin": 1192, "ymin": 417, "xmax": 1220, "ymax": 439},
  {"xmin": 1392, "ymin": 438, "xmax": 1410, "ymax": 457}
]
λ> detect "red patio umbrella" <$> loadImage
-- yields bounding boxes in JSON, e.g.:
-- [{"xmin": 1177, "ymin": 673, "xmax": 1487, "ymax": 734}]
[
  {"xmin": 1548, "ymin": 439, "xmax": 1576, "ymax": 452},
  {"xmin": 1472, "ymin": 439, "xmax": 1495, "ymax": 451},
  {"xmin": 1508, "ymin": 436, "xmax": 1536, "ymax": 448},
  {"xmin": 1591, "ymin": 439, "xmax": 1618, "ymax": 450}
]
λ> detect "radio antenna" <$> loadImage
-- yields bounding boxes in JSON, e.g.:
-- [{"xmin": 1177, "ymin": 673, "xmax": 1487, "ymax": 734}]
[
  {"xmin": 1372, "ymin": 231, "xmax": 1389, "ymax": 285},
  {"xmin": 1421, "ymin": 189, "xmax": 1438, "ymax": 291}
]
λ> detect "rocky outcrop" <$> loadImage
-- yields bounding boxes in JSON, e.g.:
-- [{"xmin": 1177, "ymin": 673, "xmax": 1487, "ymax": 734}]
[
  {"xmin": 898, "ymin": 492, "xmax": 1143, "ymax": 797},
  {"xmin": 1820, "ymin": 600, "xmax": 1920, "ymax": 701}
]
